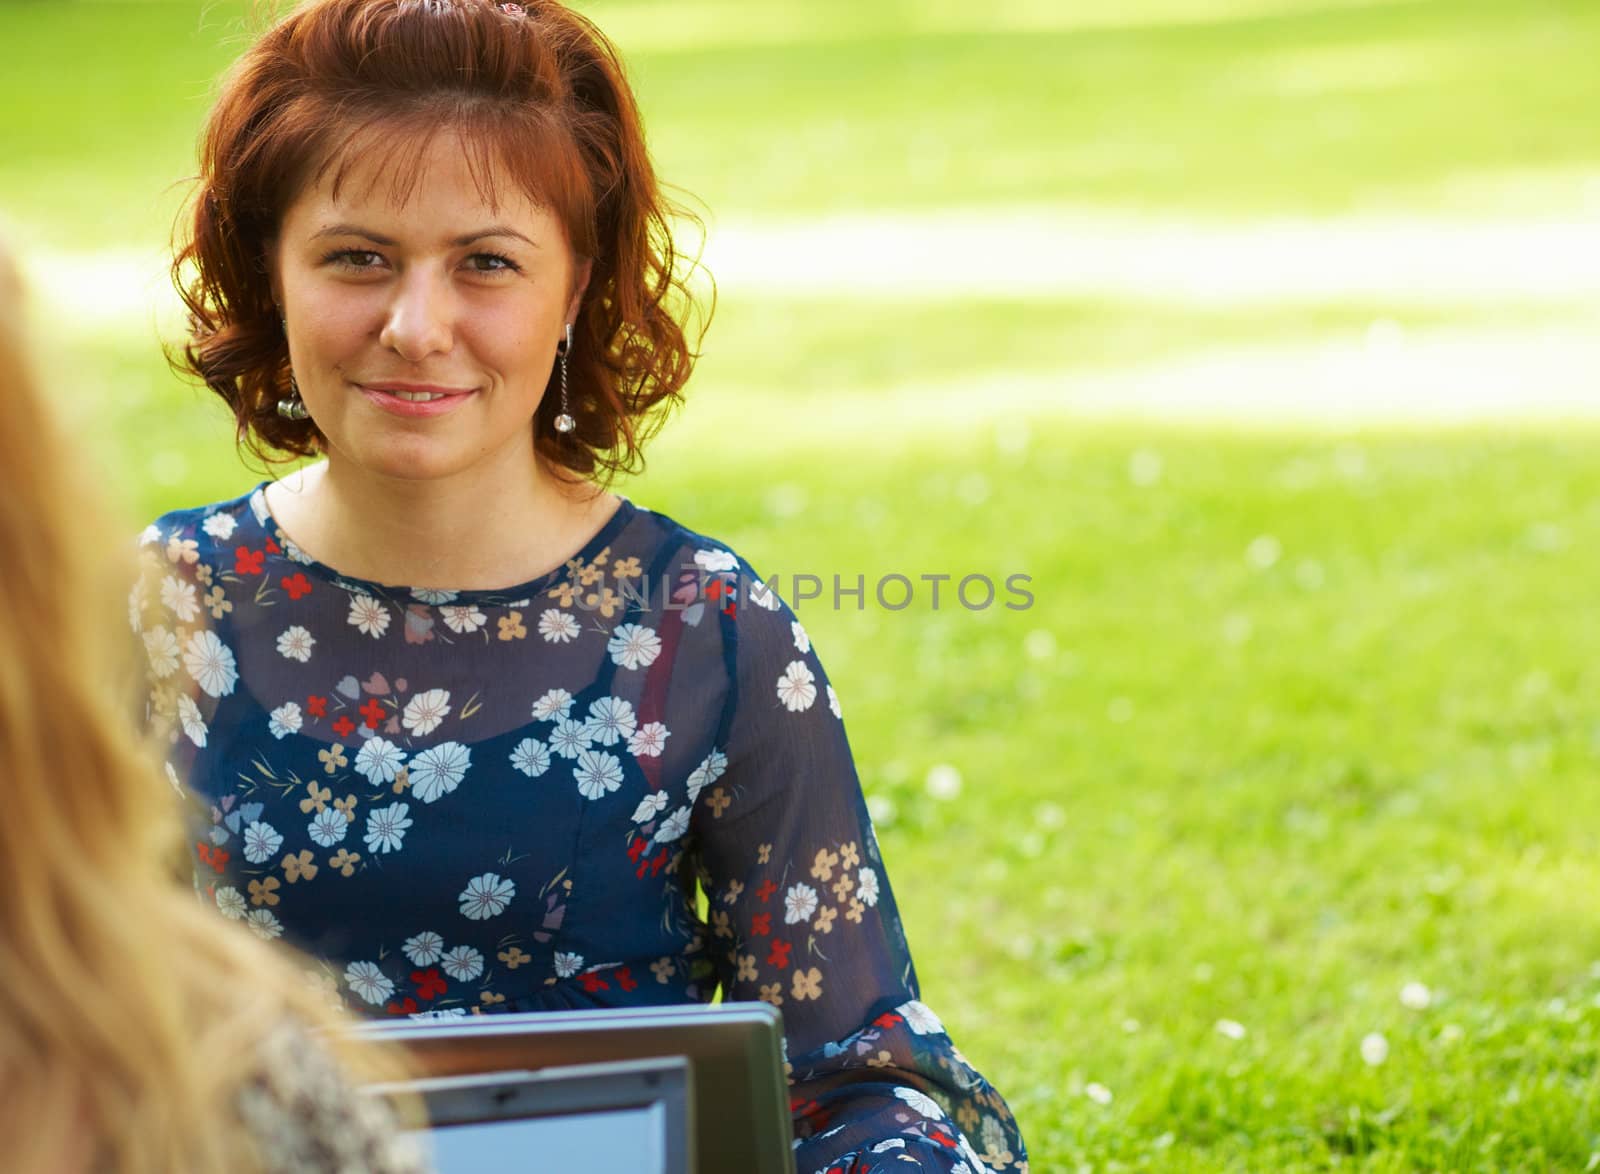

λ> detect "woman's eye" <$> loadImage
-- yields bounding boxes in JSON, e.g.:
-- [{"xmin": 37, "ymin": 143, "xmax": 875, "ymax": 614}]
[
  {"xmin": 465, "ymin": 252, "xmax": 519, "ymax": 274},
  {"xmin": 326, "ymin": 249, "xmax": 384, "ymax": 270}
]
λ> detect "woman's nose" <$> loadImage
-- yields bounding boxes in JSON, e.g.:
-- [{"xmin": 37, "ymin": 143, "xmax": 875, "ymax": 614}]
[{"xmin": 378, "ymin": 272, "xmax": 454, "ymax": 362}]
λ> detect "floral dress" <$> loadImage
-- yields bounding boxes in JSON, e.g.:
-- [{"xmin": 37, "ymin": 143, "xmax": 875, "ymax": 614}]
[{"xmin": 134, "ymin": 485, "xmax": 1027, "ymax": 1174}]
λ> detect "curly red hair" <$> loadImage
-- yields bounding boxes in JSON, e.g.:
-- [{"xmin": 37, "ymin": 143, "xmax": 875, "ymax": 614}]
[{"xmin": 173, "ymin": 0, "xmax": 706, "ymax": 482}]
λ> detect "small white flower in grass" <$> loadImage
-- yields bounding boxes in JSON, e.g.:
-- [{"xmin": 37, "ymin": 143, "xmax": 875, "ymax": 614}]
[
  {"xmin": 347, "ymin": 593, "xmax": 390, "ymax": 637},
  {"xmin": 898, "ymin": 1000, "xmax": 945, "ymax": 1036},
  {"xmin": 411, "ymin": 587, "xmax": 457, "ymax": 605},
  {"xmin": 276, "ymin": 625, "xmax": 316, "ymax": 662},
  {"xmin": 177, "ymin": 694, "xmax": 208, "ymax": 748},
  {"xmin": 364, "ymin": 803, "xmax": 412, "ymax": 854},
  {"xmin": 686, "ymin": 750, "xmax": 727, "ymax": 802},
  {"xmin": 549, "ymin": 717, "xmax": 591, "ymax": 759},
  {"xmin": 632, "ymin": 792, "xmax": 669, "ymax": 823},
  {"xmin": 694, "ymin": 548, "xmax": 737, "ymax": 572},
  {"xmin": 246, "ymin": 909, "xmax": 284, "ymax": 941},
  {"xmin": 1439, "ymin": 1024, "xmax": 1464, "ymax": 1044},
  {"xmin": 1246, "ymin": 534, "xmax": 1282, "ymax": 571},
  {"xmin": 202, "ymin": 512, "xmax": 237, "ymax": 540},
  {"xmin": 1215, "ymin": 1019, "xmax": 1247, "ymax": 1041},
  {"xmin": 538, "ymin": 608, "xmax": 581, "ymax": 643},
  {"xmin": 441, "ymin": 944, "xmax": 485, "ymax": 981},
  {"xmin": 892, "ymin": 1086, "xmax": 945, "ymax": 1119},
  {"xmin": 441, "ymin": 604, "xmax": 486, "ymax": 634},
  {"xmin": 215, "ymin": 887, "xmax": 247, "ymax": 920},
  {"xmin": 776, "ymin": 661, "xmax": 816, "ymax": 712},
  {"xmin": 402, "ymin": 688, "xmax": 451, "ymax": 736},
  {"xmin": 554, "ymin": 951, "xmax": 584, "ymax": 978},
  {"xmin": 458, "ymin": 873, "xmax": 515, "ymax": 920},
  {"xmin": 653, "ymin": 806, "xmax": 691, "ymax": 844},
  {"xmin": 791, "ymin": 621, "xmax": 810, "ymax": 653},
  {"xmin": 1085, "ymin": 1082, "xmax": 1113, "ymax": 1106},
  {"xmin": 857, "ymin": 868, "xmax": 880, "ymax": 907},
  {"xmin": 608, "ymin": 623, "xmax": 662, "ymax": 669},
  {"xmin": 403, "ymin": 931, "xmax": 445, "ymax": 967},
  {"xmin": 183, "ymin": 630, "xmax": 238, "ymax": 697},
  {"xmin": 531, "ymin": 688, "xmax": 573, "ymax": 721},
  {"xmin": 925, "ymin": 763, "xmax": 962, "ymax": 801},
  {"xmin": 574, "ymin": 748, "xmax": 624, "ymax": 799},
  {"xmin": 783, "ymin": 883, "xmax": 819, "ymax": 925},
  {"xmin": 355, "ymin": 736, "xmax": 404, "ymax": 784},
  {"xmin": 143, "ymin": 627, "xmax": 179, "ymax": 678},
  {"xmin": 242, "ymin": 820, "xmax": 283, "ymax": 864},
  {"xmin": 510, "ymin": 738, "xmax": 551, "ymax": 778},
  {"xmin": 268, "ymin": 701, "xmax": 302, "ymax": 740},
  {"xmin": 308, "ymin": 807, "xmax": 348, "ymax": 847},
  {"xmin": 162, "ymin": 575, "xmax": 200, "ymax": 623},
  {"xmin": 585, "ymin": 696, "xmax": 637, "ymax": 746},
  {"xmin": 410, "ymin": 741, "xmax": 471, "ymax": 803},
  {"xmin": 628, "ymin": 721, "xmax": 670, "ymax": 758},
  {"xmin": 1360, "ymin": 1032, "xmax": 1389, "ymax": 1066},
  {"xmin": 1400, "ymin": 981, "xmax": 1432, "ymax": 1010},
  {"xmin": 828, "ymin": 685, "xmax": 841, "ymax": 719},
  {"xmin": 344, "ymin": 960, "xmax": 394, "ymax": 1006}
]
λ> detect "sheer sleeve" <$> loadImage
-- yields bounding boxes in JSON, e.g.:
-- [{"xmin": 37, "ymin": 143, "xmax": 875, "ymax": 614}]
[{"xmin": 688, "ymin": 559, "xmax": 1028, "ymax": 1174}]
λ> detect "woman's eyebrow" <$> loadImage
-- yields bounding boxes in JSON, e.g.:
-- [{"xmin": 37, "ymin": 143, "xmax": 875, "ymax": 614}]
[{"xmin": 308, "ymin": 224, "xmax": 540, "ymax": 249}]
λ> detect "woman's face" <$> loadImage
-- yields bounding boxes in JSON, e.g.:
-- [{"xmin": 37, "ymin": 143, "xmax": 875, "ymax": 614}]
[{"xmin": 271, "ymin": 133, "xmax": 588, "ymax": 485}]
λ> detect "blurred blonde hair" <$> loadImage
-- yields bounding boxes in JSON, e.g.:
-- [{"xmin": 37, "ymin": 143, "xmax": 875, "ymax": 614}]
[{"xmin": 0, "ymin": 237, "xmax": 408, "ymax": 1171}]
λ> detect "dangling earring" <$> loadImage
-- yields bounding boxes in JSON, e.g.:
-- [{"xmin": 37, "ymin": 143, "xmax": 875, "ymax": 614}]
[
  {"xmin": 553, "ymin": 323, "xmax": 576, "ymax": 435},
  {"xmin": 277, "ymin": 314, "xmax": 310, "ymax": 420}
]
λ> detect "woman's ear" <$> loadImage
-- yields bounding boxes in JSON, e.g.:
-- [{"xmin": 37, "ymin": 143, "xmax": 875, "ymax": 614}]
[{"xmin": 565, "ymin": 257, "xmax": 593, "ymax": 326}]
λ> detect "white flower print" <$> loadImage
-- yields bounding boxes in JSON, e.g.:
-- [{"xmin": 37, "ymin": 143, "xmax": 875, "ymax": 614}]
[
  {"xmin": 980, "ymin": 1115, "xmax": 1008, "ymax": 1157},
  {"xmin": 183, "ymin": 630, "xmax": 238, "ymax": 698},
  {"xmin": 128, "ymin": 582, "xmax": 144, "ymax": 635},
  {"xmin": 893, "ymin": 1087, "xmax": 946, "ymax": 1121},
  {"xmin": 215, "ymin": 887, "xmax": 247, "ymax": 920},
  {"xmin": 694, "ymin": 548, "xmax": 737, "ymax": 572},
  {"xmin": 783, "ymin": 883, "xmax": 819, "ymax": 925},
  {"xmin": 347, "ymin": 593, "xmax": 391, "ymax": 638},
  {"xmin": 653, "ymin": 805, "xmax": 691, "ymax": 844},
  {"xmin": 509, "ymin": 737, "xmax": 551, "ymax": 778},
  {"xmin": 554, "ymin": 951, "xmax": 584, "ymax": 979},
  {"xmin": 354, "ymin": 736, "xmax": 404, "ymax": 784},
  {"xmin": 276, "ymin": 625, "xmax": 316, "ymax": 663},
  {"xmin": 365, "ymin": 802, "xmax": 412, "ymax": 854},
  {"xmin": 538, "ymin": 608, "xmax": 581, "ymax": 644},
  {"xmin": 177, "ymin": 694, "xmax": 208, "ymax": 748},
  {"xmin": 458, "ymin": 873, "xmax": 515, "ymax": 920},
  {"xmin": 631, "ymin": 792, "xmax": 669, "ymax": 823},
  {"xmin": 411, "ymin": 587, "xmax": 458, "ymax": 605},
  {"xmin": 627, "ymin": 721, "xmax": 670, "ymax": 758},
  {"xmin": 142, "ymin": 627, "xmax": 179, "ymax": 678},
  {"xmin": 548, "ymin": 717, "xmax": 591, "ymax": 759},
  {"xmin": 748, "ymin": 579, "xmax": 782, "ymax": 610},
  {"xmin": 242, "ymin": 820, "xmax": 283, "ymax": 864},
  {"xmin": 531, "ymin": 688, "xmax": 574, "ymax": 721},
  {"xmin": 402, "ymin": 688, "xmax": 452, "ymax": 737},
  {"xmin": 441, "ymin": 944, "xmax": 485, "ymax": 981},
  {"xmin": 246, "ymin": 909, "xmax": 284, "ymax": 941},
  {"xmin": 140, "ymin": 523, "xmax": 162, "ymax": 546},
  {"xmin": 791, "ymin": 620, "xmax": 810, "ymax": 653},
  {"xmin": 686, "ymin": 749, "xmax": 727, "ymax": 803},
  {"xmin": 574, "ymin": 748, "xmax": 624, "ymax": 800},
  {"xmin": 608, "ymin": 623, "xmax": 661, "ymax": 670},
  {"xmin": 776, "ymin": 660, "xmax": 816, "ymax": 712},
  {"xmin": 268, "ymin": 701, "xmax": 303, "ymax": 740},
  {"xmin": 403, "ymin": 931, "xmax": 445, "ymax": 967},
  {"xmin": 584, "ymin": 696, "xmax": 636, "ymax": 746},
  {"xmin": 898, "ymin": 1000, "xmax": 946, "ymax": 1036},
  {"xmin": 344, "ymin": 960, "xmax": 395, "ymax": 1006},
  {"xmin": 201, "ymin": 512, "xmax": 237, "ymax": 540},
  {"xmin": 858, "ymin": 867, "xmax": 880, "ymax": 907},
  {"xmin": 308, "ymin": 807, "xmax": 348, "ymax": 848},
  {"xmin": 441, "ymin": 604, "xmax": 487, "ymax": 634},
  {"xmin": 161, "ymin": 575, "xmax": 200, "ymax": 623},
  {"xmin": 828, "ymin": 685, "xmax": 842, "ymax": 719},
  {"xmin": 410, "ymin": 741, "xmax": 471, "ymax": 804}
]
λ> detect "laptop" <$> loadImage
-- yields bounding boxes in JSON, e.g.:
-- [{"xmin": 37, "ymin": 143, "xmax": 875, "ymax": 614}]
[{"xmin": 355, "ymin": 1001, "xmax": 796, "ymax": 1174}]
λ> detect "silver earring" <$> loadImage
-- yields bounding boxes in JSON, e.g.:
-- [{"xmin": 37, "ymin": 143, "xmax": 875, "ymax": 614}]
[
  {"xmin": 553, "ymin": 323, "xmax": 576, "ymax": 435},
  {"xmin": 277, "ymin": 371, "xmax": 310, "ymax": 421}
]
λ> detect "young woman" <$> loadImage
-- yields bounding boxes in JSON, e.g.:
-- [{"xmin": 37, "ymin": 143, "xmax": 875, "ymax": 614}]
[
  {"xmin": 0, "ymin": 236, "xmax": 427, "ymax": 1170},
  {"xmin": 140, "ymin": 1, "xmax": 1027, "ymax": 1169}
]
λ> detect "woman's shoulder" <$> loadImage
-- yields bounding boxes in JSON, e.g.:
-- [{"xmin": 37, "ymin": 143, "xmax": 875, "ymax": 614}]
[{"xmin": 140, "ymin": 484, "xmax": 267, "ymax": 557}]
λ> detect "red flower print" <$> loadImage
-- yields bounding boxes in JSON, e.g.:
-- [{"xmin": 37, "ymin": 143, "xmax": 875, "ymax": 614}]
[
  {"xmin": 873, "ymin": 1011, "xmax": 904, "ymax": 1030},
  {"xmin": 766, "ymin": 940, "xmax": 792, "ymax": 969},
  {"xmin": 385, "ymin": 997, "xmax": 420, "ymax": 1016},
  {"xmin": 359, "ymin": 698, "xmax": 385, "ymax": 729},
  {"xmin": 628, "ymin": 838, "xmax": 649, "ymax": 863},
  {"xmin": 750, "ymin": 912, "xmax": 772, "ymax": 937},
  {"xmin": 578, "ymin": 972, "xmax": 610, "ymax": 993},
  {"xmin": 331, "ymin": 715, "xmax": 356, "ymax": 738},
  {"xmin": 412, "ymin": 968, "xmax": 447, "ymax": 1000},
  {"xmin": 211, "ymin": 848, "xmax": 230, "ymax": 871},
  {"xmin": 616, "ymin": 967, "xmax": 638, "ymax": 992},
  {"xmin": 234, "ymin": 546, "xmax": 264, "ymax": 575},
  {"xmin": 649, "ymin": 849, "xmax": 668, "ymax": 876},
  {"xmin": 282, "ymin": 572, "xmax": 312, "ymax": 600},
  {"xmin": 307, "ymin": 694, "xmax": 328, "ymax": 718},
  {"xmin": 755, "ymin": 879, "xmax": 779, "ymax": 903},
  {"xmin": 265, "ymin": 536, "xmax": 281, "ymax": 554}
]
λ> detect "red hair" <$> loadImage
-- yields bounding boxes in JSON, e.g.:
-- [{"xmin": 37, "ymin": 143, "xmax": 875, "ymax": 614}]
[{"xmin": 173, "ymin": 0, "xmax": 707, "ymax": 481}]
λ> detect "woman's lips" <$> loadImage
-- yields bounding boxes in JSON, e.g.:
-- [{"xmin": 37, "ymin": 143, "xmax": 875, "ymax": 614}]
[{"xmin": 356, "ymin": 381, "xmax": 477, "ymax": 418}]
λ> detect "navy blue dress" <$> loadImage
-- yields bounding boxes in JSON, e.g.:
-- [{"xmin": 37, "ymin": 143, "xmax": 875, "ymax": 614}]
[{"xmin": 135, "ymin": 485, "xmax": 1027, "ymax": 1173}]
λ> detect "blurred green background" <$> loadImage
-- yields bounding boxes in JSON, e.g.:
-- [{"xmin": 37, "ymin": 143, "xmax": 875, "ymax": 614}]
[{"xmin": 6, "ymin": 0, "xmax": 1600, "ymax": 1168}]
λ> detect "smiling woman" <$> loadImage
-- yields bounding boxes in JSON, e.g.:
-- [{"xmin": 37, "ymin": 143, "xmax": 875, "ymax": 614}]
[{"xmin": 143, "ymin": 2, "xmax": 1028, "ymax": 1171}]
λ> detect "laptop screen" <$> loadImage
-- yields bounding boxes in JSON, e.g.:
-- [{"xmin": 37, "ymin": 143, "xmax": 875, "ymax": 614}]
[{"xmin": 418, "ymin": 1103, "xmax": 669, "ymax": 1173}]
